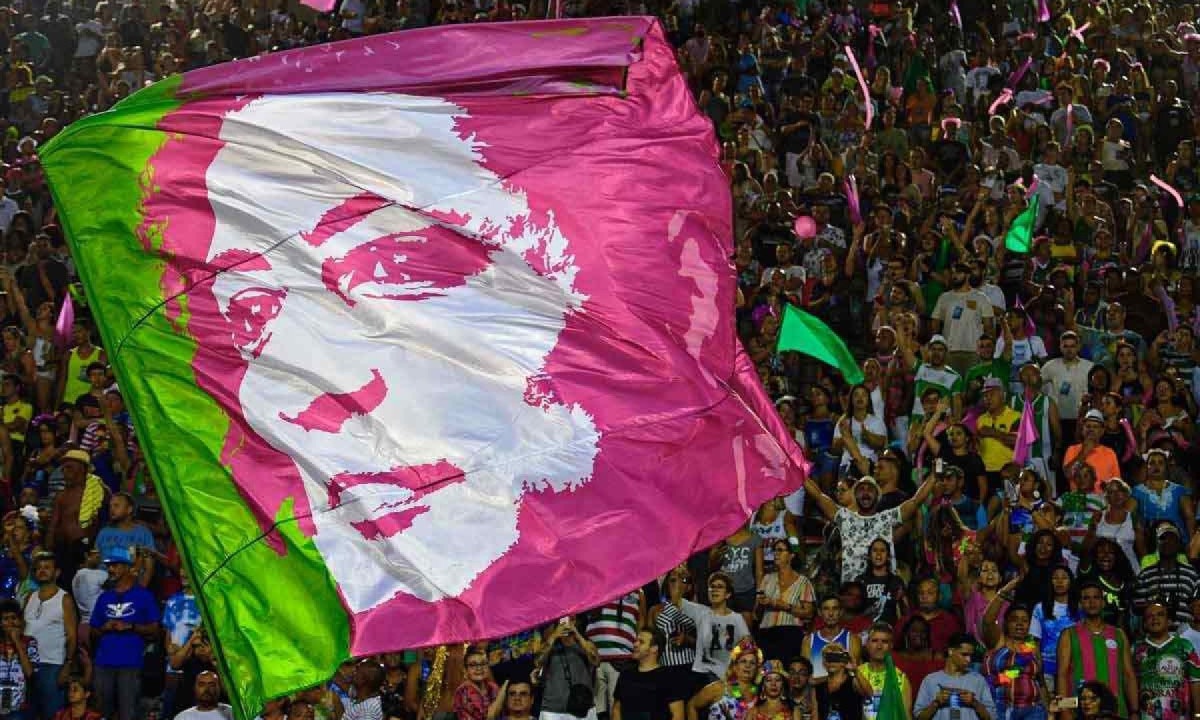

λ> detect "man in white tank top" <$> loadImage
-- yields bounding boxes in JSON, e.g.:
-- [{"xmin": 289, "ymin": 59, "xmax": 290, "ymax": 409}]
[{"xmin": 22, "ymin": 553, "xmax": 78, "ymax": 720}]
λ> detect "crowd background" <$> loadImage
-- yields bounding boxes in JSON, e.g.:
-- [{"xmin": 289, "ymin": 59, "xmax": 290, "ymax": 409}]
[{"xmin": 0, "ymin": 2, "xmax": 1193, "ymax": 720}]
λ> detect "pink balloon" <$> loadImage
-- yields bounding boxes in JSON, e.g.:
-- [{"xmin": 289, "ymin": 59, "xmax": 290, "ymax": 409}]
[{"xmin": 793, "ymin": 216, "xmax": 817, "ymax": 239}]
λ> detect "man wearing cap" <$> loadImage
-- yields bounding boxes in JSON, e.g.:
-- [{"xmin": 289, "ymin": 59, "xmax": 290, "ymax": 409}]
[
  {"xmin": 1133, "ymin": 522, "xmax": 1200, "ymax": 630},
  {"xmin": 976, "ymin": 378, "xmax": 1020, "ymax": 488},
  {"xmin": 47, "ymin": 449, "xmax": 107, "ymax": 586},
  {"xmin": 805, "ymin": 471, "xmax": 936, "ymax": 583},
  {"xmin": 902, "ymin": 334, "xmax": 964, "ymax": 425},
  {"xmin": 1040, "ymin": 331, "xmax": 1094, "ymax": 446},
  {"xmin": 1132, "ymin": 601, "xmax": 1200, "ymax": 720},
  {"xmin": 1062, "ymin": 411, "xmax": 1121, "ymax": 494},
  {"xmin": 931, "ymin": 262, "xmax": 996, "ymax": 377},
  {"xmin": 89, "ymin": 546, "xmax": 160, "ymax": 720}
]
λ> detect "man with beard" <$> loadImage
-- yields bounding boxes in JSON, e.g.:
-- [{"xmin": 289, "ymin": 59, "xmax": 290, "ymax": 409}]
[
  {"xmin": 1056, "ymin": 580, "xmax": 1138, "ymax": 720},
  {"xmin": 1133, "ymin": 601, "xmax": 1200, "ymax": 720},
  {"xmin": 174, "ymin": 670, "xmax": 233, "ymax": 720},
  {"xmin": 21, "ymin": 552, "xmax": 77, "ymax": 720},
  {"xmin": 806, "ymin": 472, "xmax": 935, "ymax": 583}
]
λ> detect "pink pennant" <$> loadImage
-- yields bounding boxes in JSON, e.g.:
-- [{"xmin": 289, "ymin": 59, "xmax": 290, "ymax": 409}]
[
  {"xmin": 1069, "ymin": 21, "xmax": 1090, "ymax": 42},
  {"xmin": 1151, "ymin": 174, "xmax": 1184, "ymax": 208},
  {"xmin": 949, "ymin": 0, "xmax": 962, "ymax": 28},
  {"xmin": 1013, "ymin": 400, "xmax": 1039, "ymax": 465},
  {"xmin": 845, "ymin": 174, "xmax": 861, "ymax": 224},
  {"xmin": 962, "ymin": 406, "xmax": 982, "ymax": 433},
  {"xmin": 1036, "ymin": 0, "xmax": 1051, "ymax": 23},
  {"xmin": 989, "ymin": 88, "xmax": 1014, "ymax": 115},
  {"xmin": 1014, "ymin": 295, "xmax": 1037, "ymax": 338},
  {"xmin": 866, "ymin": 25, "xmax": 881, "ymax": 69},
  {"xmin": 1007, "ymin": 56, "xmax": 1034, "ymax": 89},
  {"xmin": 844, "ymin": 45, "xmax": 873, "ymax": 130},
  {"xmin": 1026, "ymin": 178, "xmax": 1039, "ymax": 198},
  {"xmin": 54, "ymin": 293, "xmax": 74, "ymax": 349}
]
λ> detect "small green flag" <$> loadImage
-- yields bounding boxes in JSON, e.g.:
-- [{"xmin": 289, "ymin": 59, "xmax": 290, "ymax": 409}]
[
  {"xmin": 776, "ymin": 304, "xmax": 864, "ymax": 384},
  {"xmin": 1004, "ymin": 192, "xmax": 1040, "ymax": 254},
  {"xmin": 878, "ymin": 654, "xmax": 907, "ymax": 720}
]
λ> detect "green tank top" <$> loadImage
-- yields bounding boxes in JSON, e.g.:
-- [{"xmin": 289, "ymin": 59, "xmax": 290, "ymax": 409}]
[{"xmin": 64, "ymin": 345, "xmax": 100, "ymax": 404}]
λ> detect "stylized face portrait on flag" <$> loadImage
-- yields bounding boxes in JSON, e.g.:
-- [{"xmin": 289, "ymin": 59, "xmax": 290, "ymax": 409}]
[
  {"xmin": 202, "ymin": 92, "xmax": 601, "ymax": 611},
  {"xmin": 42, "ymin": 18, "xmax": 806, "ymax": 718}
]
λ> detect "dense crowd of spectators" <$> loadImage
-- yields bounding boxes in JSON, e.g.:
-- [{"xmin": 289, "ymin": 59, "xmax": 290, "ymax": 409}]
[{"xmin": 0, "ymin": 1, "xmax": 1193, "ymax": 720}]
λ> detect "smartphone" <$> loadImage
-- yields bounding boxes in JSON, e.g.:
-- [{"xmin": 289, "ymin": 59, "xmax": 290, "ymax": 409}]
[
  {"xmin": 558, "ymin": 617, "xmax": 572, "ymax": 628},
  {"xmin": 825, "ymin": 651, "xmax": 850, "ymax": 663},
  {"xmin": 935, "ymin": 458, "xmax": 945, "ymax": 474},
  {"xmin": 1058, "ymin": 698, "xmax": 1079, "ymax": 710}
]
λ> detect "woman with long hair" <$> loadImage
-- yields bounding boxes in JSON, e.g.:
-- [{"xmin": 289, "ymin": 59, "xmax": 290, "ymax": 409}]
[
  {"xmin": 1110, "ymin": 342, "xmax": 1150, "ymax": 420},
  {"xmin": 648, "ymin": 566, "xmax": 698, "ymax": 674},
  {"xmin": 960, "ymin": 557, "xmax": 1006, "ymax": 645},
  {"xmin": 892, "ymin": 615, "xmax": 942, "ymax": 694},
  {"xmin": 756, "ymin": 539, "xmax": 815, "ymax": 662},
  {"xmin": 1031, "ymin": 566, "xmax": 1080, "ymax": 689},
  {"xmin": 1076, "ymin": 537, "xmax": 1135, "ymax": 631}
]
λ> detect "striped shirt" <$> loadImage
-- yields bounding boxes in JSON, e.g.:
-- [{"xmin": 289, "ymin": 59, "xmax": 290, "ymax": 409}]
[
  {"xmin": 654, "ymin": 602, "xmax": 696, "ymax": 668},
  {"xmin": 585, "ymin": 591, "xmax": 641, "ymax": 661},
  {"xmin": 1132, "ymin": 562, "xmax": 1200, "ymax": 628}
]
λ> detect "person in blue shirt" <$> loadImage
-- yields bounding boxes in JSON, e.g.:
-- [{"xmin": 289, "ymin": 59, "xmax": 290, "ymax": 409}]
[
  {"xmin": 88, "ymin": 547, "xmax": 160, "ymax": 720},
  {"xmin": 93, "ymin": 494, "xmax": 156, "ymax": 589}
]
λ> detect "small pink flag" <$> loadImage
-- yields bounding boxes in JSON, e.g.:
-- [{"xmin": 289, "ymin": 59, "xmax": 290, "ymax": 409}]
[
  {"xmin": 54, "ymin": 293, "xmax": 74, "ymax": 349},
  {"xmin": 844, "ymin": 45, "xmax": 873, "ymax": 130},
  {"xmin": 989, "ymin": 88, "xmax": 1014, "ymax": 115},
  {"xmin": 1151, "ymin": 174, "xmax": 1184, "ymax": 208},
  {"xmin": 949, "ymin": 0, "xmax": 962, "ymax": 28},
  {"xmin": 1014, "ymin": 295, "xmax": 1037, "ymax": 338},
  {"xmin": 845, "ymin": 174, "xmax": 861, "ymax": 224},
  {"xmin": 1035, "ymin": 0, "xmax": 1051, "ymax": 23},
  {"xmin": 300, "ymin": 0, "xmax": 337, "ymax": 12},
  {"xmin": 1013, "ymin": 399, "xmax": 1039, "ymax": 465}
]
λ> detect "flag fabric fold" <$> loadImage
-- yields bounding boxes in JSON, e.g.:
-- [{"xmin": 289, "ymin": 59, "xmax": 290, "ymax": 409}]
[
  {"xmin": 1005, "ymin": 193, "xmax": 1040, "ymax": 253},
  {"xmin": 1013, "ymin": 397, "xmax": 1040, "ymax": 466},
  {"xmin": 41, "ymin": 18, "xmax": 806, "ymax": 720},
  {"xmin": 54, "ymin": 293, "xmax": 74, "ymax": 349},
  {"xmin": 878, "ymin": 654, "xmax": 907, "ymax": 720},
  {"xmin": 777, "ymin": 304, "xmax": 864, "ymax": 384}
]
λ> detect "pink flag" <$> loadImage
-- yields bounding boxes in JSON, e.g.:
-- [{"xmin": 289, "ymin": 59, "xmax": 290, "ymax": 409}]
[
  {"xmin": 949, "ymin": 0, "xmax": 962, "ymax": 28},
  {"xmin": 1035, "ymin": 0, "xmax": 1051, "ymax": 22},
  {"xmin": 1151, "ymin": 174, "xmax": 1185, "ymax": 208},
  {"xmin": 1013, "ymin": 399, "xmax": 1039, "ymax": 465},
  {"xmin": 40, "ymin": 18, "xmax": 809, "ymax": 711},
  {"xmin": 54, "ymin": 293, "xmax": 74, "ymax": 349},
  {"xmin": 844, "ymin": 44, "xmax": 873, "ymax": 130},
  {"xmin": 300, "ymin": 0, "xmax": 336, "ymax": 12},
  {"xmin": 1014, "ymin": 295, "xmax": 1038, "ymax": 337},
  {"xmin": 845, "ymin": 174, "xmax": 861, "ymax": 224}
]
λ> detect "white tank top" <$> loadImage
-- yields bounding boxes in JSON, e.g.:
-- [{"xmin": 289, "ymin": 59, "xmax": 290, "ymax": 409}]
[{"xmin": 24, "ymin": 587, "xmax": 66, "ymax": 664}]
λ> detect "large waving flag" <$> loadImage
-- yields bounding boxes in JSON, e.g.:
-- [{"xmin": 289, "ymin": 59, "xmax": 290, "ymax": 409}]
[{"xmin": 41, "ymin": 18, "xmax": 806, "ymax": 719}]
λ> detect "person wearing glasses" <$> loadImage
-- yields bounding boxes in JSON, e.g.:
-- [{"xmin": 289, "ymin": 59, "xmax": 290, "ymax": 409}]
[
  {"xmin": 650, "ymin": 568, "xmax": 698, "ymax": 686},
  {"xmin": 454, "ymin": 648, "xmax": 500, "ymax": 720},
  {"xmin": 488, "ymin": 680, "xmax": 534, "ymax": 720},
  {"xmin": 913, "ymin": 633, "xmax": 995, "ymax": 720}
]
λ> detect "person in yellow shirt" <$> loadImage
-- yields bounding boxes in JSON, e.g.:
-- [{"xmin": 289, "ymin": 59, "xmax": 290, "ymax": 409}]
[
  {"xmin": 854, "ymin": 622, "xmax": 912, "ymax": 720},
  {"xmin": 976, "ymin": 378, "xmax": 1020, "ymax": 483}
]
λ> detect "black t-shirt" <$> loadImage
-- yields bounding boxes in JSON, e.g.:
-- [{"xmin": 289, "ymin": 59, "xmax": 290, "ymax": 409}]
[
  {"xmin": 937, "ymin": 447, "xmax": 987, "ymax": 501},
  {"xmin": 858, "ymin": 570, "xmax": 905, "ymax": 624},
  {"xmin": 613, "ymin": 667, "xmax": 687, "ymax": 720},
  {"xmin": 816, "ymin": 677, "xmax": 863, "ymax": 720}
]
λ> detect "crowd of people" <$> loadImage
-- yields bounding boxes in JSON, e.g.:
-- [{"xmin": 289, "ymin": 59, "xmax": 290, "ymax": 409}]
[{"xmin": 0, "ymin": 1, "xmax": 1193, "ymax": 720}]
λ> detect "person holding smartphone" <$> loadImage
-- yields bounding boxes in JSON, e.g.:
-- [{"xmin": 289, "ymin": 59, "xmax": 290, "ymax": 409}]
[{"xmin": 914, "ymin": 633, "xmax": 994, "ymax": 720}]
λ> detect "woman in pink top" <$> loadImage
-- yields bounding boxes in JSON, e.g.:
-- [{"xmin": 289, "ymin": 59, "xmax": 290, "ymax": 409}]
[{"xmin": 960, "ymin": 558, "xmax": 1007, "ymax": 645}]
